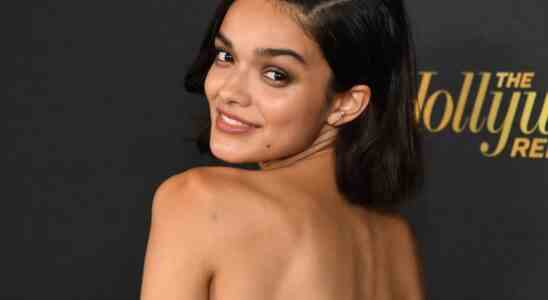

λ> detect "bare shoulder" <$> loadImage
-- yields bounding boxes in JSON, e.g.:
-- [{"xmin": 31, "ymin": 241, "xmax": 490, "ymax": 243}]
[
  {"xmin": 375, "ymin": 212, "xmax": 419, "ymax": 249},
  {"xmin": 152, "ymin": 166, "xmax": 257, "ymax": 210},
  {"xmin": 153, "ymin": 166, "xmax": 302, "ymax": 251},
  {"xmin": 150, "ymin": 167, "xmax": 220, "ymax": 219},
  {"xmin": 368, "ymin": 210, "xmax": 425, "ymax": 300},
  {"xmin": 143, "ymin": 166, "xmax": 278, "ymax": 299}
]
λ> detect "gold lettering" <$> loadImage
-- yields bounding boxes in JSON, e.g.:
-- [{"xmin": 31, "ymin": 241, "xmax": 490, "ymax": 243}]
[
  {"xmin": 521, "ymin": 72, "xmax": 535, "ymax": 88},
  {"xmin": 529, "ymin": 138, "xmax": 547, "ymax": 159},
  {"xmin": 416, "ymin": 72, "xmax": 437, "ymax": 122},
  {"xmin": 423, "ymin": 90, "xmax": 454, "ymax": 132},
  {"xmin": 417, "ymin": 71, "xmax": 546, "ymax": 158},
  {"xmin": 451, "ymin": 72, "xmax": 474, "ymax": 133},
  {"xmin": 506, "ymin": 72, "xmax": 522, "ymax": 88},
  {"xmin": 520, "ymin": 92, "xmax": 540, "ymax": 134},
  {"xmin": 539, "ymin": 93, "xmax": 548, "ymax": 135},
  {"xmin": 486, "ymin": 91, "xmax": 503, "ymax": 133},
  {"xmin": 470, "ymin": 72, "xmax": 491, "ymax": 133},
  {"xmin": 511, "ymin": 138, "xmax": 530, "ymax": 158},
  {"xmin": 480, "ymin": 91, "xmax": 521, "ymax": 157},
  {"xmin": 496, "ymin": 72, "xmax": 509, "ymax": 88}
]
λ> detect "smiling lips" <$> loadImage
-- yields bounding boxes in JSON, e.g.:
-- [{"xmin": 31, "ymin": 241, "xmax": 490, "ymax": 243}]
[{"xmin": 216, "ymin": 108, "xmax": 261, "ymax": 134}]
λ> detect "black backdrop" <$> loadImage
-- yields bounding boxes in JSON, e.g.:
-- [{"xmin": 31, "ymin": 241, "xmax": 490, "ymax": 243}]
[{"xmin": 6, "ymin": 0, "xmax": 547, "ymax": 299}]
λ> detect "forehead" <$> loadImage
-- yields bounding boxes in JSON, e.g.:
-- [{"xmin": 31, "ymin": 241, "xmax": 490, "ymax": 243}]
[{"xmin": 218, "ymin": 0, "xmax": 321, "ymax": 60}]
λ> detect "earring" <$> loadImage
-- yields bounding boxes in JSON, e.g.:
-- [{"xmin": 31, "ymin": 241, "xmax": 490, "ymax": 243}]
[
  {"xmin": 337, "ymin": 111, "xmax": 345, "ymax": 122},
  {"xmin": 328, "ymin": 111, "xmax": 345, "ymax": 126}
]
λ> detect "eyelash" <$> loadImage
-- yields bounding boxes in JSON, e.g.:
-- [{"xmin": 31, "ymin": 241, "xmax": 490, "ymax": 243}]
[{"xmin": 213, "ymin": 47, "xmax": 291, "ymax": 85}]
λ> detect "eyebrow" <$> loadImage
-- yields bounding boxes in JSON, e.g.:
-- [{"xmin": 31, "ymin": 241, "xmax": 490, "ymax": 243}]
[{"xmin": 215, "ymin": 31, "xmax": 308, "ymax": 66}]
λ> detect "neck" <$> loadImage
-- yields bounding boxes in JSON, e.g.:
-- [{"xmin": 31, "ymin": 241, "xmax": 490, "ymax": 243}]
[
  {"xmin": 258, "ymin": 126, "xmax": 338, "ymax": 171},
  {"xmin": 257, "ymin": 126, "xmax": 343, "ymax": 208}
]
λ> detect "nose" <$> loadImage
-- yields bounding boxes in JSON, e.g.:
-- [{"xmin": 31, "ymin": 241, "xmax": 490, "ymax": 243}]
[{"xmin": 217, "ymin": 69, "xmax": 252, "ymax": 107}]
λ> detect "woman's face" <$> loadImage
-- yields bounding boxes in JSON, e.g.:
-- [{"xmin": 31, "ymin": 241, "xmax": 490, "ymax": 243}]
[{"xmin": 204, "ymin": 0, "xmax": 335, "ymax": 164}]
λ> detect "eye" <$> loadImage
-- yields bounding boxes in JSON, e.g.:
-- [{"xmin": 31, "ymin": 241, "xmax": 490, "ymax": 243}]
[
  {"xmin": 214, "ymin": 48, "xmax": 233, "ymax": 64},
  {"xmin": 264, "ymin": 69, "xmax": 289, "ymax": 83}
]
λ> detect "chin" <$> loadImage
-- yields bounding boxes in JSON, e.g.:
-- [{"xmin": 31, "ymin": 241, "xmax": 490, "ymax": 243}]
[
  {"xmin": 211, "ymin": 150, "xmax": 247, "ymax": 164},
  {"xmin": 208, "ymin": 125, "xmax": 267, "ymax": 164},
  {"xmin": 209, "ymin": 140, "xmax": 254, "ymax": 164}
]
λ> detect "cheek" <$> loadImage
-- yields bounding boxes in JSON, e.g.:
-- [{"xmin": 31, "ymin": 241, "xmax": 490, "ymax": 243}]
[
  {"xmin": 268, "ymin": 87, "xmax": 326, "ymax": 127},
  {"xmin": 204, "ymin": 66, "xmax": 221, "ymax": 104},
  {"xmin": 204, "ymin": 70, "xmax": 213, "ymax": 101},
  {"xmin": 260, "ymin": 91, "xmax": 326, "ymax": 145}
]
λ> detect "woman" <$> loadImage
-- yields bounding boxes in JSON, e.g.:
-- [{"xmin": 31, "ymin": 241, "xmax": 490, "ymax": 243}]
[{"xmin": 140, "ymin": 0, "xmax": 424, "ymax": 299}]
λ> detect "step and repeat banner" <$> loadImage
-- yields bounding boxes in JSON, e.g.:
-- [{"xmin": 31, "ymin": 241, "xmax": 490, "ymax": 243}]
[
  {"xmin": 7, "ymin": 0, "xmax": 546, "ymax": 299},
  {"xmin": 416, "ymin": 71, "xmax": 547, "ymax": 159},
  {"xmin": 406, "ymin": 1, "xmax": 547, "ymax": 298}
]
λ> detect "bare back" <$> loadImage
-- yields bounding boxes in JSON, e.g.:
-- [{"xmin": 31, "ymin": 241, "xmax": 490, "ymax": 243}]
[{"xmin": 207, "ymin": 167, "xmax": 424, "ymax": 300}]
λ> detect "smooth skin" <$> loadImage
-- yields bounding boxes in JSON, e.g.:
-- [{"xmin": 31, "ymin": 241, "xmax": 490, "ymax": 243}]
[{"xmin": 140, "ymin": 0, "xmax": 425, "ymax": 299}]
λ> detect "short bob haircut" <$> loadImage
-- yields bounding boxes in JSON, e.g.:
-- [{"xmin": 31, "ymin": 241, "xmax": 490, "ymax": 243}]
[{"xmin": 184, "ymin": 0, "xmax": 423, "ymax": 211}]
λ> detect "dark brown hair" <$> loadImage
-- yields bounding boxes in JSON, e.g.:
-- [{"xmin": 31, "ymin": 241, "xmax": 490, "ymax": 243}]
[{"xmin": 184, "ymin": 0, "xmax": 423, "ymax": 211}]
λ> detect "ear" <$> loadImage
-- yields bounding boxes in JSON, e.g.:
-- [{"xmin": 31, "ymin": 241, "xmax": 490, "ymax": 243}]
[{"xmin": 326, "ymin": 84, "xmax": 371, "ymax": 127}]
